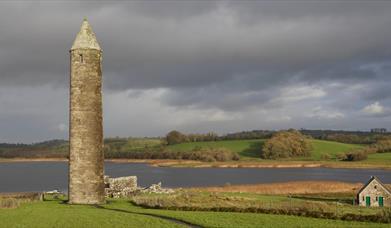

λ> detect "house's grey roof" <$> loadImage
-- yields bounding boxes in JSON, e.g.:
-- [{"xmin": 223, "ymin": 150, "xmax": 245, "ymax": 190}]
[
  {"xmin": 71, "ymin": 19, "xmax": 101, "ymax": 51},
  {"xmin": 357, "ymin": 176, "xmax": 391, "ymax": 195}
]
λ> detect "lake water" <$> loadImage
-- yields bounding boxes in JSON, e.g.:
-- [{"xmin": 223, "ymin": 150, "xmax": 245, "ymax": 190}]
[{"xmin": 0, "ymin": 161, "xmax": 390, "ymax": 192}]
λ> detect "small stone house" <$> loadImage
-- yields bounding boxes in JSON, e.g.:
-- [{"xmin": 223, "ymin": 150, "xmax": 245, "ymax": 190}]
[{"xmin": 357, "ymin": 176, "xmax": 391, "ymax": 207}]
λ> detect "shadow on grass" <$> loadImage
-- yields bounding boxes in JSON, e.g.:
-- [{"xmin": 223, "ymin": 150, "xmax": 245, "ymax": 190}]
[
  {"xmin": 240, "ymin": 142, "xmax": 264, "ymax": 158},
  {"xmin": 92, "ymin": 201, "xmax": 201, "ymax": 228}
]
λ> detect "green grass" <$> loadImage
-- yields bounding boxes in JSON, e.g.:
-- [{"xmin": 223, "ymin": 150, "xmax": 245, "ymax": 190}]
[
  {"xmin": 134, "ymin": 209, "xmax": 387, "ymax": 228},
  {"xmin": 167, "ymin": 139, "xmax": 363, "ymax": 161},
  {"xmin": 131, "ymin": 191, "xmax": 382, "ymax": 217},
  {"xmin": 305, "ymin": 139, "xmax": 363, "ymax": 161},
  {"xmin": 107, "ymin": 199, "xmax": 389, "ymax": 228},
  {"xmin": 366, "ymin": 152, "xmax": 391, "ymax": 162},
  {"xmin": 1, "ymin": 198, "xmax": 387, "ymax": 228},
  {"xmin": 168, "ymin": 139, "xmax": 265, "ymax": 158},
  {"xmin": 0, "ymin": 199, "xmax": 182, "ymax": 228}
]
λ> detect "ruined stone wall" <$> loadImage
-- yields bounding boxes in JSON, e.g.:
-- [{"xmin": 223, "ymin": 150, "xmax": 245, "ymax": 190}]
[
  {"xmin": 358, "ymin": 179, "xmax": 391, "ymax": 207},
  {"xmin": 105, "ymin": 176, "xmax": 138, "ymax": 198},
  {"xmin": 69, "ymin": 48, "xmax": 104, "ymax": 204},
  {"xmin": 104, "ymin": 176, "xmax": 174, "ymax": 198}
]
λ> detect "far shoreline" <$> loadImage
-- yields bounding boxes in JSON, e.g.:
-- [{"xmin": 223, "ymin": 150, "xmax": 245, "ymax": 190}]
[{"xmin": 0, "ymin": 157, "xmax": 390, "ymax": 170}]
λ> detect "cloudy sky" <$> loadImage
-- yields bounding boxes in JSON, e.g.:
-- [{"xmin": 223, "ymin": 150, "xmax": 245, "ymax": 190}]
[{"xmin": 0, "ymin": 1, "xmax": 391, "ymax": 143}]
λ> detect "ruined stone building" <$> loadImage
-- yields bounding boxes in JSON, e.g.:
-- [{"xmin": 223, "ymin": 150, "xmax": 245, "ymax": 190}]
[
  {"xmin": 357, "ymin": 176, "xmax": 391, "ymax": 207},
  {"xmin": 68, "ymin": 19, "xmax": 105, "ymax": 204}
]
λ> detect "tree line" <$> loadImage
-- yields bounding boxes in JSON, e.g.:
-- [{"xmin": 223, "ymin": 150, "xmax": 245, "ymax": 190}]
[
  {"xmin": 165, "ymin": 130, "xmax": 274, "ymax": 145},
  {"xmin": 300, "ymin": 129, "xmax": 390, "ymax": 144},
  {"xmin": 165, "ymin": 131, "xmax": 219, "ymax": 145}
]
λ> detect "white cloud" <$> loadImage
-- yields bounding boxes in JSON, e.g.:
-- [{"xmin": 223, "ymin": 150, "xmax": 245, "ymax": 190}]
[
  {"xmin": 362, "ymin": 101, "xmax": 386, "ymax": 115},
  {"xmin": 307, "ymin": 106, "xmax": 345, "ymax": 119},
  {"xmin": 361, "ymin": 101, "xmax": 391, "ymax": 118},
  {"xmin": 270, "ymin": 85, "xmax": 326, "ymax": 105}
]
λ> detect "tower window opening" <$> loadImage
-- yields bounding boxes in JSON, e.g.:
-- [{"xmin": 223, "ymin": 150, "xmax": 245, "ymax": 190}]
[{"xmin": 79, "ymin": 54, "xmax": 84, "ymax": 63}]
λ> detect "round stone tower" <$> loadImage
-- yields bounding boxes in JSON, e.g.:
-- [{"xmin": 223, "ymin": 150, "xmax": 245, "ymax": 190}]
[{"xmin": 68, "ymin": 19, "xmax": 105, "ymax": 204}]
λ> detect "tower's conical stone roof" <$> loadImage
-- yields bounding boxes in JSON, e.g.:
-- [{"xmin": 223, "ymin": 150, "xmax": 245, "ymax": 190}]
[{"xmin": 71, "ymin": 19, "xmax": 101, "ymax": 51}]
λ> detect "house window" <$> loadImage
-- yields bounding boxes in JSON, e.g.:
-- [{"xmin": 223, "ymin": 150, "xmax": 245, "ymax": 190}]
[
  {"xmin": 79, "ymin": 54, "xmax": 84, "ymax": 63},
  {"xmin": 374, "ymin": 185, "xmax": 377, "ymax": 189},
  {"xmin": 376, "ymin": 196, "xmax": 378, "ymax": 201},
  {"xmin": 362, "ymin": 196, "xmax": 364, "ymax": 201}
]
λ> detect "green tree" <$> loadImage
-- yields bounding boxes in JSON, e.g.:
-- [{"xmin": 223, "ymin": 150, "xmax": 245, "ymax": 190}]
[
  {"xmin": 166, "ymin": 130, "xmax": 188, "ymax": 145},
  {"xmin": 262, "ymin": 130, "xmax": 312, "ymax": 159}
]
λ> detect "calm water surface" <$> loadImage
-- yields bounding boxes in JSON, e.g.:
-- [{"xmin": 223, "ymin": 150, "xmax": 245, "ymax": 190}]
[{"xmin": 0, "ymin": 162, "xmax": 390, "ymax": 192}]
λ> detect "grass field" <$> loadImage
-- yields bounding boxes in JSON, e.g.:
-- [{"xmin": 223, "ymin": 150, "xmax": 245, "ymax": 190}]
[
  {"xmin": 0, "ymin": 198, "xmax": 389, "ymax": 228},
  {"xmin": 131, "ymin": 190, "xmax": 387, "ymax": 218},
  {"xmin": 0, "ymin": 199, "xmax": 181, "ymax": 228},
  {"xmin": 167, "ymin": 139, "xmax": 363, "ymax": 161},
  {"xmin": 303, "ymin": 139, "xmax": 363, "ymax": 161},
  {"xmin": 366, "ymin": 152, "xmax": 391, "ymax": 162},
  {"xmin": 168, "ymin": 139, "xmax": 264, "ymax": 158}
]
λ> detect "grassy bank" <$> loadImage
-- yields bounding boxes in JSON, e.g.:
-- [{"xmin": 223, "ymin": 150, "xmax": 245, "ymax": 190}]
[
  {"xmin": 1, "ymin": 137, "xmax": 391, "ymax": 169},
  {"xmin": 367, "ymin": 152, "xmax": 391, "ymax": 162},
  {"xmin": 168, "ymin": 139, "xmax": 265, "ymax": 158},
  {"xmin": 1, "ymin": 157, "xmax": 391, "ymax": 170},
  {"xmin": 1, "ymin": 197, "xmax": 389, "ymax": 227},
  {"xmin": 167, "ymin": 139, "xmax": 363, "ymax": 161},
  {"xmin": 307, "ymin": 140, "xmax": 363, "ymax": 160},
  {"xmin": 161, "ymin": 139, "xmax": 391, "ymax": 168}
]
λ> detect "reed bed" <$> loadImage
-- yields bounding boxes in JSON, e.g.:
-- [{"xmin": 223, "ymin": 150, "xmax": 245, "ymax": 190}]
[{"xmin": 189, "ymin": 181, "xmax": 364, "ymax": 195}]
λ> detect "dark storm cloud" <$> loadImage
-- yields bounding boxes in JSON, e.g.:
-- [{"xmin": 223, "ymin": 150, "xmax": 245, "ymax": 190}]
[
  {"xmin": 366, "ymin": 84, "xmax": 391, "ymax": 102},
  {"xmin": 0, "ymin": 1, "xmax": 390, "ymax": 89},
  {"xmin": 0, "ymin": 1, "xmax": 391, "ymax": 142}
]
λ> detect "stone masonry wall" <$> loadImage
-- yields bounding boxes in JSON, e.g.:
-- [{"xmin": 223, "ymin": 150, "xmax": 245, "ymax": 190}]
[
  {"xmin": 105, "ymin": 176, "xmax": 137, "ymax": 198},
  {"xmin": 358, "ymin": 179, "xmax": 391, "ymax": 207},
  {"xmin": 69, "ymin": 48, "xmax": 105, "ymax": 204},
  {"xmin": 104, "ymin": 176, "xmax": 174, "ymax": 198}
]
